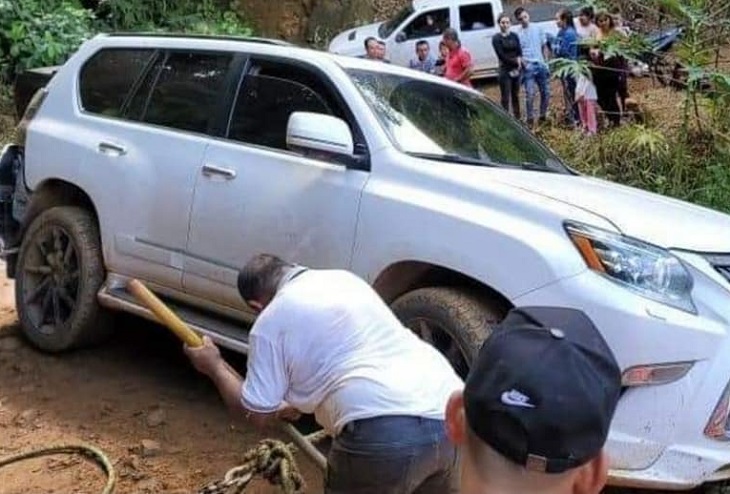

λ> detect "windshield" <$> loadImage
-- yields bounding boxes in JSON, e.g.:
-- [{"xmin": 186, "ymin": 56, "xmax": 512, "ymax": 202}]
[
  {"xmin": 379, "ymin": 5, "xmax": 414, "ymax": 39},
  {"xmin": 346, "ymin": 69, "xmax": 568, "ymax": 172}
]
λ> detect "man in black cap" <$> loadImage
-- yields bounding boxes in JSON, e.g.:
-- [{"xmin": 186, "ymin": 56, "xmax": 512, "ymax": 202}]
[{"xmin": 444, "ymin": 306, "xmax": 622, "ymax": 494}]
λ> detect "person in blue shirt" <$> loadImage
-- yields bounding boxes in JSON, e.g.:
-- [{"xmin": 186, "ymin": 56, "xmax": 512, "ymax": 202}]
[
  {"xmin": 552, "ymin": 8, "xmax": 580, "ymax": 126},
  {"xmin": 514, "ymin": 7, "xmax": 551, "ymax": 127},
  {"xmin": 409, "ymin": 40, "xmax": 437, "ymax": 73}
]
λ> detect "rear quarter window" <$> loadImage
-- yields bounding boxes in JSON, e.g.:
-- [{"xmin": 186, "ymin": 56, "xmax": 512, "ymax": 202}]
[{"xmin": 79, "ymin": 48, "xmax": 155, "ymax": 117}]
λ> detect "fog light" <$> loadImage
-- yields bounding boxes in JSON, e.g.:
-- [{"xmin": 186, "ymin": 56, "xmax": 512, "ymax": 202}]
[{"xmin": 621, "ymin": 362, "xmax": 693, "ymax": 387}]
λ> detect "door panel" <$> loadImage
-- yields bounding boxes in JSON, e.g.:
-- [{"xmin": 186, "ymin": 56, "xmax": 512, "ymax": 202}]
[
  {"xmin": 102, "ymin": 50, "xmax": 235, "ymax": 289},
  {"xmin": 183, "ymin": 57, "xmax": 369, "ymax": 310},
  {"xmin": 75, "ymin": 48, "xmax": 235, "ymax": 290}
]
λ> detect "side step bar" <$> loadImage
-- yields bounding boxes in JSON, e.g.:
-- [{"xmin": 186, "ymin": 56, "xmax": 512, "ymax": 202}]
[{"xmin": 97, "ymin": 275, "xmax": 251, "ymax": 354}]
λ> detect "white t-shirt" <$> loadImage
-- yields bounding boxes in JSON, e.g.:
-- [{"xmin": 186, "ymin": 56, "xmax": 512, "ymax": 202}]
[
  {"xmin": 574, "ymin": 20, "xmax": 599, "ymax": 40},
  {"xmin": 240, "ymin": 269, "xmax": 464, "ymax": 435},
  {"xmin": 576, "ymin": 75, "xmax": 597, "ymax": 101}
]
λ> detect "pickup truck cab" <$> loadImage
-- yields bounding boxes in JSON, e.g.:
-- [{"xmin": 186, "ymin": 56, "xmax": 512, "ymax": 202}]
[{"xmin": 328, "ymin": 0, "xmax": 564, "ymax": 78}]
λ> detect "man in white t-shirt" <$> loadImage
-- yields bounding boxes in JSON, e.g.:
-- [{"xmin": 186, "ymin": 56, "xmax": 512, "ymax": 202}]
[{"xmin": 184, "ymin": 253, "xmax": 463, "ymax": 493}]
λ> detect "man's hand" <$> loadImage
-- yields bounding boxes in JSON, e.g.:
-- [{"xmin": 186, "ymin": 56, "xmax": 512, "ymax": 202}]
[
  {"xmin": 183, "ymin": 336, "xmax": 223, "ymax": 377},
  {"xmin": 275, "ymin": 405, "xmax": 302, "ymax": 423}
]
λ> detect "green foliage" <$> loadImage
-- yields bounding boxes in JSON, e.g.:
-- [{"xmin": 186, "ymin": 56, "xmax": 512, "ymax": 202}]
[
  {"xmin": 0, "ymin": 0, "xmax": 94, "ymax": 78},
  {"xmin": 547, "ymin": 0, "xmax": 730, "ymax": 213},
  {"xmin": 97, "ymin": 0, "xmax": 252, "ymax": 36},
  {"xmin": 0, "ymin": 0, "xmax": 253, "ymax": 81}
]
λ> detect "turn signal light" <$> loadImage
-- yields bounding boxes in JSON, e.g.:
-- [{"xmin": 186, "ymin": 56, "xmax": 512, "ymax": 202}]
[{"xmin": 621, "ymin": 362, "xmax": 693, "ymax": 387}]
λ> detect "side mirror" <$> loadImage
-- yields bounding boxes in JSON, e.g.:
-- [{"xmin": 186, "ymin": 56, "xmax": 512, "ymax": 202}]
[
  {"xmin": 287, "ymin": 112, "xmax": 354, "ymax": 157},
  {"xmin": 395, "ymin": 32, "xmax": 407, "ymax": 43}
]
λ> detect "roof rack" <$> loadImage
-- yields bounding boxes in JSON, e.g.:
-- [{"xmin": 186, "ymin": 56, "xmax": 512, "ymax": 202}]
[{"xmin": 104, "ymin": 32, "xmax": 294, "ymax": 46}]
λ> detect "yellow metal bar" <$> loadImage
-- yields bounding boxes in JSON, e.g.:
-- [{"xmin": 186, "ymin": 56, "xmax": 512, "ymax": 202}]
[{"xmin": 127, "ymin": 279, "xmax": 203, "ymax": 348}]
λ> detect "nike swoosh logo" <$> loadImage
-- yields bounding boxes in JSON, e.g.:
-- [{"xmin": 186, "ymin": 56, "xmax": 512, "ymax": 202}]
[{"xmin": 501, "ymin": 390, "xmax": 536, "ymax": 408}]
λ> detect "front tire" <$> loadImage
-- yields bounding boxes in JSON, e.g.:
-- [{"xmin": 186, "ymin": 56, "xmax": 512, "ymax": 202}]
[
  {"xmin": 391, "ymin": 287, "xmax": 505, "ymax": 379},
  {"xmin": 15, "ymin": 206, "xmax": 111, "ymax": 352}
]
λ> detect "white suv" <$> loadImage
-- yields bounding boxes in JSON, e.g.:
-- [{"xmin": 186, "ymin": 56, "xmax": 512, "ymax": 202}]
[{"xmin": 2, "ymin": 33, "xmax": 730, "ymax": 490}]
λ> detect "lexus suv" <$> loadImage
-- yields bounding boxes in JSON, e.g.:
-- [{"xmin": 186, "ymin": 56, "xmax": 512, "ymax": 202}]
[{"xmin": 3, "ymin": 33, "xmax": 730, "ymax": 490}]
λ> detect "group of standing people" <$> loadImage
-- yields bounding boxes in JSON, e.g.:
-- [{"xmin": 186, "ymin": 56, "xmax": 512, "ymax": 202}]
[
  {"xmin": 366, "ymin": 30, "xmax": 475, "ymax": 88},
  {"xmin": 493, "ymin": 5, "xmax": 631, "ymax": 134}
]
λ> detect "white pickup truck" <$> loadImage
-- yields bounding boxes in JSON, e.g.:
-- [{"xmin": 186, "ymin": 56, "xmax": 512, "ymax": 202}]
[{"xmin": 328, "ymin": 0, "xmax": 568, "ymax": 78}]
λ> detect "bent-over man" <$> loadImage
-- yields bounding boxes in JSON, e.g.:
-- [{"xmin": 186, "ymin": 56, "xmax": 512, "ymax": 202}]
[{"xmin": 185, "ymin": 254, "xmax": 463, "ymax": 493}]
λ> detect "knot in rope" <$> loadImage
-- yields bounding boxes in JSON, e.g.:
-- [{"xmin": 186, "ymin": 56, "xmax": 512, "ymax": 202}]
[{"xmin": 197, "ymin": 438, "xmax": 305, "ymax": 494}]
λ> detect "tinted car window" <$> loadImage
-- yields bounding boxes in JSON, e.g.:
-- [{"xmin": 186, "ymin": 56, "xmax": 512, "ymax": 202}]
[
  {"xmin": 141, "ymin": 51, "xmax": 233, "ymax": 134},
  {"xmin": 228, "ymin": 60, "xmax": 333, "ymax": 150},
  {"xmin": 460, "ymin": 3, "xmax": 495, "ymax": 31},
  {"xmin": 403, "ymin": 8, "xmax": 450, "ymax": 40},
  {"xmin": 79, "ymin": 49, "xmax": 155, "ymax": 117}
]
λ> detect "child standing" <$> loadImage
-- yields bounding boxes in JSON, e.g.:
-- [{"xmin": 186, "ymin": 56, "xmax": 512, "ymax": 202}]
[{"xmin": 576, "ymin": 72, "xmax": 598, "ymax": 134}]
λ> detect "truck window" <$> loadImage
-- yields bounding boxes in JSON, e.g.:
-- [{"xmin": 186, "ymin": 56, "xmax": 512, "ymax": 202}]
[
  {"xmin": 227, "ymin": 59, "xmax": 337, "ymax": 152},
  {"xmin": 137, "ymin": 51, "xmax": 234, "ymax": 134},
  {"xmin": 79, "ymin": 49, "xmax": 155, "ymax": 117},
  {"xmin": 460, "ymin": 3, "xmax": 495, "ymax": 31},
  {"xmin": 401, "ymin": 8, "xmax": 450, "ymax": 40}
]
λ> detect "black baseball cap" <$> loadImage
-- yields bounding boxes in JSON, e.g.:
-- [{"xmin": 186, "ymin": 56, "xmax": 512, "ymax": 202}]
[{"xmin": 463, "ymin": 306, "xmax": 622, "ymax": 474}]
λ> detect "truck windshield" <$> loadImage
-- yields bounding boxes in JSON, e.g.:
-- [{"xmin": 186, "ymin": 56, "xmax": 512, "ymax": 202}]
[
  {"xmin": 379, "ymin": 5, "xmax": 415, "ymax": 39},
  {"xmin": 346, "ymin": 69, "xmax": 569, "ymax": 173}
]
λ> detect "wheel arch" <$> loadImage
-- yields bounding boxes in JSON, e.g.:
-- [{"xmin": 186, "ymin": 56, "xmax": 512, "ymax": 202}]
[
  {"xmin": 372, "ymin": 259, "xmax": 513, "ymax": 313},
  {"xmin": 8, "ymin": 179, "xmax": 100, "ymax": 278}
]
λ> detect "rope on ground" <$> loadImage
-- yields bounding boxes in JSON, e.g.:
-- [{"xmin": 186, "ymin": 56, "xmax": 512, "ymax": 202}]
[
  {"xmin": 197, "ymin": 429, "xmax": 329, "ymax": 494},
  {"xmin": 197, "ymin": 438, "xmax": 306, "ymax": 494},
  {"xmin": 0, "ymin": 443, "xmax": 116, "ymax": 494}
]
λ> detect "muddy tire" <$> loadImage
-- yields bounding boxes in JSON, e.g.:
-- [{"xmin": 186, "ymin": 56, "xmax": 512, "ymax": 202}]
[
  {"xmin": 391, "ymin": 287, "xmax": 505, "ymax": 379},
  {"xmin": 15, "ymin": 206, "xmax": 111, "ymax": 352}
]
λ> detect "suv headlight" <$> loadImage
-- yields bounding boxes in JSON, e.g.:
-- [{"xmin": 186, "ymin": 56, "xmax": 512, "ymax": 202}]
[{"xmin": 565, "ymin": 222, "xmax": 695, "ymax": 313}]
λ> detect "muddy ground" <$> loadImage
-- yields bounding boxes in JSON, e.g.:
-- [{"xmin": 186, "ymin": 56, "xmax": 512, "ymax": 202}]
[{"xmin": 0, "ymin": 265, "xmax": 324, "ymax": 494}]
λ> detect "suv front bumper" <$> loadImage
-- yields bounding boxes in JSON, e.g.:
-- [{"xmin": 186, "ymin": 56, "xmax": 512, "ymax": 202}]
[{"xmin": 514, "ymin": 252, "xmax": 730, "ymax": 490}]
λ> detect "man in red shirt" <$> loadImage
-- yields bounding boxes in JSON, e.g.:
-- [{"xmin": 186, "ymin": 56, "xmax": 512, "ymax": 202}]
[{"xmin": 442, "ymin": 28, "xmax": 473, "ymax": 87}]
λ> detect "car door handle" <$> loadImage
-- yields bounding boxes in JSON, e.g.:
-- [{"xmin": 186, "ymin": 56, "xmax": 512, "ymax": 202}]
[
  {"xmin": 202, "ymin": 163, "xmax": 237, "ymax": 180},
  {"xmin": 98, "ymin": 141, "xmax": 127, "ymax": 156}
]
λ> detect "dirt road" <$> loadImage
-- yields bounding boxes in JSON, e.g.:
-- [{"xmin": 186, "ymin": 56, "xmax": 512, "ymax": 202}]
[{"xmin": 0, "ymin": 266, "xmax": 323, "ymax": 494}]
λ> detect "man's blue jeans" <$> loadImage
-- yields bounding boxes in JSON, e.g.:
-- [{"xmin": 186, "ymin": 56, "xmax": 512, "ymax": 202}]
[
  {"xmin": 522, "ymin": 62, "xmax": 551, "ymax": 122},
  {"xmin": 325, "ymin": 415, "xmax": 458, "ymax": 493}
]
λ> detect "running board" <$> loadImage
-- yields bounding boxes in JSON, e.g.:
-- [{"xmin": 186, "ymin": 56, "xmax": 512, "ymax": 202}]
[{"xmin": 97, "ymin": 276, "xmax": 250, "ymax": 354}]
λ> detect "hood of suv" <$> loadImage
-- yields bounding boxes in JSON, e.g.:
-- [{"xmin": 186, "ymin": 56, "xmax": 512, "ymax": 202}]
[
  {"xmin": 492, "ymin": 171, "xmax": 730, "ymax": 252},
  {"xmin": 328, "ymin": 22, "xmax": 382, "ymax": 57}
]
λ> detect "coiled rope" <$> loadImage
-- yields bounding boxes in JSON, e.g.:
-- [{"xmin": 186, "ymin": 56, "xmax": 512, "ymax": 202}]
[{"xmin": 0, "ymin": 443, "xmax": 116, "ymax": 494}]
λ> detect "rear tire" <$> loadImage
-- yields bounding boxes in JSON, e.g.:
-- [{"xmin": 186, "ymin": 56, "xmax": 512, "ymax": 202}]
[
  {"xmin": 391, "ymin": 287, "xmax": 505, "ymax": 379},
  {"xmin": 15, "ymin": 206, "xmax": 112, "ymax": 352}
]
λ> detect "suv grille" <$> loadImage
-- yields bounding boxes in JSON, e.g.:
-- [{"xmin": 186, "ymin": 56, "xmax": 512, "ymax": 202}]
[{"xmin": 706, "ymin": 255, "xmax": 730, "ymax": 283}]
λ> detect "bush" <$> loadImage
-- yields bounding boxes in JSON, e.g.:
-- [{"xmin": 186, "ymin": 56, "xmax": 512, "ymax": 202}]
[
  {"xmin": 0, "ymin": 0, "xmax": 94, "ymax": 80},
  {"xmin": 541, "ymin": 122, "xmax": 730, "ymax": 213},
  {"xmin": 0, "ymin": 0, "xmax": 253, "ymax": 82},
  {"xmin": 95, "ymin": 0, "xmax": 252, "ymax": 36}
]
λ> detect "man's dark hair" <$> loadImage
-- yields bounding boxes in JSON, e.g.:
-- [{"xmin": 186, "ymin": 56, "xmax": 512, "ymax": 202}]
[
  {"xmin": 513, "ymin": 6, "xmax": 526, "ymax": 21},
  {"xmin": 364, "ymin": 36, "xmax": 377, "ymax": 50},
  {"xmin": 442, "ymin": 27, "xmax": 459, "ymax": 42},
  {"xmin": 237, "ymin": 253, "xmax": 290, "ymax": 303},
  {"xmin": 416, "ymin": 39, "xmax": 429, "ymax": 49},
  {"xmin": 579, "ymin": 6, "xmax": 595, "ymax": 19}
]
